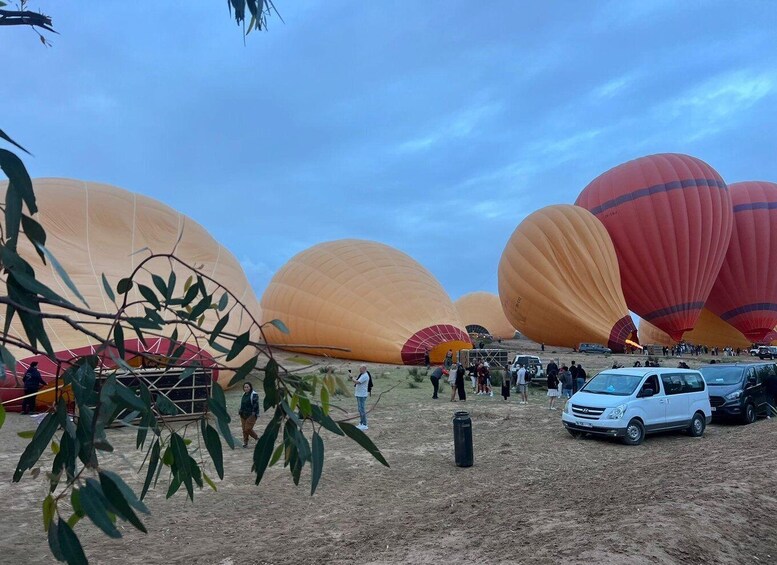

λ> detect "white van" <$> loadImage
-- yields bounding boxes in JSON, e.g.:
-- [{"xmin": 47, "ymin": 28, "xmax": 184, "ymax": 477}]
[{"xmin": 561, "ymin": 368, "xmax": 712, "ymax": 445}]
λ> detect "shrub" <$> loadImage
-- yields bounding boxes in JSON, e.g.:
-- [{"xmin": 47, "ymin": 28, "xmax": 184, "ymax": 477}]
[{"xmin": 490, "ymin": 369, "xmax": 504, "ymax": 387}]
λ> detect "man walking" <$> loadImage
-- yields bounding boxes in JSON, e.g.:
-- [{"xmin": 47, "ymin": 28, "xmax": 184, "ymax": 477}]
[
  {"xmin": 576, "ymin": 363, "xmax": 587, "ymax": 392},
  {"xmin": 352, "ymin": 364, "xmax": 370, "ymax": 430},
  {"xmin": 21, "ymin": 361, "xmax": 45, "ymax": 415}
]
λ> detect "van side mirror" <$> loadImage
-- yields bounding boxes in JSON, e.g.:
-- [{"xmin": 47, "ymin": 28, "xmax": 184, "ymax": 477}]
[
  {"xmin": 639, "ymin": 387, "xmax": 654, "ymax": 398},
  {"xmin": 747, "ymin": 376, "xmax": 757, "ymax": 387}
]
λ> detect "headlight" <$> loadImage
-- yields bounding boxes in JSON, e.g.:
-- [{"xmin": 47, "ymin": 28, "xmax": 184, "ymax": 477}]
[
  {"xmin": 564, "ymin": 402, "xmax": 571, "ymax": 414},
  {"xmin": 608, "ymin": 403, "xmax": 628, "ymax": 420},
  {"xmin": 725, "ymin": 390, "xmax": 742, "ymax": 401}
]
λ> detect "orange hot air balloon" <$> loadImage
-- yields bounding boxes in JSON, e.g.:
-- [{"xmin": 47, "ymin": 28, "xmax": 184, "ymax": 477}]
[
  {"xmin": 454, "ymin": 292, "xmax": 516, "ymax": 340},
  {"xmin": 706, "ymin": 181, "xmax": 777, "ymax": 342},
  {"xmin": 0, "ymin": 178, "xmax": 263, "ymax": 413},
  {"xmin": 261, "ymin": 239, "xmax": 471, "ymax": 364},
  {"xmin": 498, "ymin": 204, "xmax": 637, "ymax": 352},
  {"xmin": 576, "ymin": 154, "xmax": 733, "ymax": 341},
  {"xmin": 638, "ymin": 309, "xmax": 752, "ymax": 349}
]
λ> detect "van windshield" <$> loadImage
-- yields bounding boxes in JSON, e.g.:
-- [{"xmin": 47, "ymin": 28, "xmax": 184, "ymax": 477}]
[
  {"xmin": 699, "ymin": 366, "xmax": 744, "ymax": 386},
  {"xmin": 582, "ymin": 372, "xmax": 643, "ymax": 396}
]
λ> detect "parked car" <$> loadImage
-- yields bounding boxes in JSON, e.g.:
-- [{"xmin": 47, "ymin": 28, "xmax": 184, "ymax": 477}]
[
  {"xmin": 509, "ymin": 354, "xmax": 544, "ymax": 382},
  {"xmin": 749, "ymin": 347, "xmax": 761, "ymax": 357},
  {"xmin": 578, "ymin": 343, "xmax": 613, "ymax": 354},
  {"xmin": 699, "ymin": 363, "xmax": 776, "ymax": 424},
  {"xmin": 561, "ymin": 367, "xmax": 711, "ymax": 445},
  {"xmin": 757, "ymin": 346, "xmax": 777, "ymax": 359}
]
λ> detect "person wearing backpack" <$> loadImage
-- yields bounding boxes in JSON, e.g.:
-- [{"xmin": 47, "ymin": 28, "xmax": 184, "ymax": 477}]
[{"xmin": 238, "ymin": 382, "xmax": 260, "ymax": 448}]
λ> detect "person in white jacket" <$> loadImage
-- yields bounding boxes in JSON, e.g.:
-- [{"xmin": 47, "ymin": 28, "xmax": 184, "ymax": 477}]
[{"xmin": 352, "ymin": 365, "xmax": 370, "ymax": 430}]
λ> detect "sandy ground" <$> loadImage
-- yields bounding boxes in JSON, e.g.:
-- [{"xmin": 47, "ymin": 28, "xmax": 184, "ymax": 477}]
[{"xmin": 1, "ymin": 338, "xmax": 776, "ymax": 564}]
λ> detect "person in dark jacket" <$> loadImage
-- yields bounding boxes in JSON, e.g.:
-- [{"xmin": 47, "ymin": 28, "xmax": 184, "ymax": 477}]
[
  {"xmin": 455, "ymin": 363, "xmax": 467, "ymax": 401},
  {"xmin": 21, "ymin": 361, "xmax": 45, "ymax": 414},
  {"xmin": 430, "ymin": 366, "xmax": 445, "ymax": 399},
  {"xmin": 238, "ymin": 382, "xmax": 260, "ymax": 448},
  {"xmin": 574, "ymin": 362, "xmax": 586, "ymax": 392}
]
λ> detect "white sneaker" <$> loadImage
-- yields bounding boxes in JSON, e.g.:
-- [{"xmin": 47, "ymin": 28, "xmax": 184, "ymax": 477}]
[
  {"xmin": 489, "ymin": 392, "xmax": 493, "ymax": 397},
  {"xmin": 356, "ymin": 424, "xmax": 367, "ymax": 430}
]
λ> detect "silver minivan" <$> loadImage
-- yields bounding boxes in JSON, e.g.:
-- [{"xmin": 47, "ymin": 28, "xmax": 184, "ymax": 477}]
[{"xmin": 561, "ymin": 368, "xmax": 712, "ymax": 445}]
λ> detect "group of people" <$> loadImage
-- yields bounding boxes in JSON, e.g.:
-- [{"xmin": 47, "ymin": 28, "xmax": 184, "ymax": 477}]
[{"xmin": 545, "ymin": 360, "xmax": 587, "ymax": 410}]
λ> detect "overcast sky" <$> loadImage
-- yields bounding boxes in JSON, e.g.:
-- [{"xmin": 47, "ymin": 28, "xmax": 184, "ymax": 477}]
[{"xmin": 4, "ymin": 1, "xmax": 777, "ymax": 304}]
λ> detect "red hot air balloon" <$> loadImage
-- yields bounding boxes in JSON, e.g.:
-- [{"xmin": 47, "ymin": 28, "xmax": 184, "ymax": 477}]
[
  {"xmin": 706, "ymin": 181, "xmax": 777, "ymax": 343},
  {"xmin": 576, "ymin": 154, "xmax": 733, "ymax": 341}
]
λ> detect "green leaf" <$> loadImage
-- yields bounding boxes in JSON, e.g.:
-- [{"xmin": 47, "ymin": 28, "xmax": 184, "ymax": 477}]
[
  {"xmin": 202, "ymin": 471, "xmax": 217, "ymax": 492},
  {"xmin": 155, "ymin": 392, "xmax": 180, "ymax": 416},
  {"xmin": 100, "ymin": 470, "xmax": 149, "ymax": 514},
  {"xmin": 227, "ymin": 355, "xmax": 258, "ymax": 387},
  {"xmin": 117, "ymin": 278, "xmax": 133, "ymax": 294},
  {"xmin": 79, "ymin": 479, "xmax": 122, "ymax": 538},
  {"xmin": 268, "ymin": 442, "xmax": 284, "ymax": 467},
  {"xmin": 170, "ymin": 433, "xmax": 194, "ymax": 500},
  {"xmin": 166, "ymin": 271, "xmax": 176, "ymax": 301},
  {"xmin": 338, "ymin": 422, "xmax": 390, "ymax": 467},
  {"xmin": 0, "ymin": 404, "xmax": 5, "ymax": 430},
  {"xmin": 114, "ymin": 323, "xmax": 125, "ymax": 360},
  {"xmin": 188, "ymin": 294, "xmax": 212, "ymax": 320},
  {"xmin": 38, "ymin": 245, "xmax": 89, "ymax": 307},
  {"xmin": 137, "ymin": 284, "xmax": 160, "ymax": 309},
  {"xmin": 252, "ymin": 416, "xmax": 281, "ymax": 485},
  {"xmin": 151, "ymin": 274, "xmax": 167, "ymax": 299},
  {"xmin": 14, "ymin": 413, "xmax": 59, "ymax": 481},
  {"xmin": 57, "ymin": 517, "xmax": 88, "ymax": 565},
  {"xmin": 0, "ymin": 127, "xmax": 31, "ymax": 154},
  {"xmin": 141, "ymin": 441, "xmax": 160, "ymax": 500},
  {"xmin": 217, "ymin": 292, "xmax": 229, "ymax": 311},
  {"xmin": 310, "ymin": 431, "xmax": 324, "ymax": 495},
  {"xmin": 281, "ymin": 400, "xmax": 302, "ymax": 428},
  {"xmin": 201, "ymin": 421, "xmax": 224, "ymax": 480},
  {"xmin": 320, "ymin": 386, "xmax": 330, "ymax": 416},
  {"xmin": 268, "ymin": 318, "xmax": 290, "ymax": 334},
  {"xmin": 43, "ymin": 494, "xmax": 56, "ymax": 532},
  {"xmin": 180, "ymin": 282, "xmax": 199, "ymax": 307},
  {"xmin": 47, "ymin": 516, "xmax": 66, "ymax": 562},
  {"xmin": 225, "ymin": 330, "xmax": 250, "ymax": 362},
  {"xmin": 0, "ymin": 343, "xmax": 17, "ymax": 381},
  {"xmin": 209, "ymin": 384, "xmax": 235, "ymax": 449},
  {"xmin": 101, "ymin": 273, "xmax": 116, "ymax": 303},
  {"xmin": 208, "ymin": 312, "xmax": 230, "ymax": 346},
  {"xmin": 112, "ymin": 383, "xmax": 146, "ymax": 414},
  {"xmin": 21, "ymin": 214, "xmax": 46, "ymax": 262},
  {"xmin": 99, "ymin": 471, "xmax": 147, "ymax": 533},
  {"xmin": 262, "ymin": 358, "xmax": 279, "ymax": 410}
]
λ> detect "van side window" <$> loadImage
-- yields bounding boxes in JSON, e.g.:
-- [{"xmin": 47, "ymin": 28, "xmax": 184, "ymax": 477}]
[
  {"xmin": 643, "ymin": 374, "xmax": 660, "ymax": 395},
  {"xmin": 756, "ymin": 365, "xmax": 772, "ymax": 384},
  {"xmin": 660, "ymin": 374, "xmax": 684, "ymax": 395},
  {"xmin": 681, "ymin": 373, "xmax": 705, "ymax": 393}
]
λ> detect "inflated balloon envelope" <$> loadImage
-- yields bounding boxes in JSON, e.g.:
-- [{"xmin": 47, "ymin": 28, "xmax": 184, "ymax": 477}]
[
  {"xmin": 576, "ymin": 153, "xmax": 733, "ymax": 342},
  {"xmin": 706, "ymin": 181, "xmax": 777, "ymax": 343},
  {"xmin": 261, "ymin": 239, "xmax": 471, "ymax": 364},
  {"xmin": 0, "ymin": 178, "xmax": 263, "ymax": 399},
  {"xmin": 454, "ymin": 291, "xmax": 516, "ymax": 340},
  {"xmin": 498, "ymin": 204, "xmax": 637, "ymax": 352},
  {"xmin": 638, "ymin": 308, "xmax": 754, "ymax": 349}
]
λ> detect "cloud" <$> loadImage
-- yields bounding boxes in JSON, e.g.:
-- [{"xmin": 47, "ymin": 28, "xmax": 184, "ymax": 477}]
[{"xmin": 396, "ymin": 101, "xmax": 502, "ymax": 154}]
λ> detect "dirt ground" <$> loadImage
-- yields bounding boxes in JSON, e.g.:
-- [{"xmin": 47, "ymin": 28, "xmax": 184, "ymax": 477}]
[{"xmin": 1, "ymin": 338, "xmax": 776, "ymax": 564}]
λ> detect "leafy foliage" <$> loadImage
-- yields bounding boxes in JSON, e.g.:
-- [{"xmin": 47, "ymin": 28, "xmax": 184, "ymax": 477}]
[{"xmin": 0, "ymin": 125, "xmax": 388, "ymax": 565}]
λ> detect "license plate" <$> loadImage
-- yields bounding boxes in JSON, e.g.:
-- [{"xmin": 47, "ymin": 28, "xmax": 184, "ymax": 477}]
[
  {"xmin": 576, "ymin": 421, "xmax": 593, "ymax": 428},
  {"xmin": 711, "ymin": 407, "xmax": 716, "ymax": 412}
]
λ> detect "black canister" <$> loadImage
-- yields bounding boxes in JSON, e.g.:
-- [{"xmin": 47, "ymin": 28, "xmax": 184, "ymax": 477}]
[{"xmin": 452, "ymin": 411, "xmax": 473, "ymax": 467}]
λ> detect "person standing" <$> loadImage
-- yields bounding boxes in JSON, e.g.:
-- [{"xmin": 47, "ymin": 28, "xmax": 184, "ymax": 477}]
[
  {"xmin": 546, "ymin": 359, "xmax": 559, "ymax": 381},
  {"xmin": 517, "ymin": 363, "xmax": 528, "ymax": 405},
  {"xmin": 353, "ymin": 364, "xmax": 370, "ymax": 429},
  {"xmin": 430, "ymin": 366, "xmax": 444, "ymax": 400},
  {"xmin": 576, "ymin": 364, "xmax": 587, "ymax": 392},
  {"xmin": 467, "ymin": 362, "xmax": 478, "ymax": 392},
  {"xmin": 455, "ymin": 363, "xmax": 467, "ymax": 401},
  {"xmin": 547, "ymin": 370, "xmax": 560, "ymax": 410},
  {"xmin": 559, "ymin": 365, "xmax": 573, "ymax": 399},
  {"xmin": 444, "ymin": 349, "xmax": 453, "ymax": 370},
  {"xmin": 424, "ymin": 348, "xmax": 431, "ymax": 369},
  {"xmin": 569, "ymin": 361, "xmax": 579, "ymax": 393},
  {"xmin": 21, "ymin": 361, "xmax": 45, "ymax": 415},
  {"xmin": 238, "ymin": 382, "xmax": 260, "ymax": 448},
  {"xmin": 501, "ymin": 372, "xmax": 511, "ymax": 401},
  {"xmin": 448, "ymin": 366, "xmax": 458, "ymax": 402}
]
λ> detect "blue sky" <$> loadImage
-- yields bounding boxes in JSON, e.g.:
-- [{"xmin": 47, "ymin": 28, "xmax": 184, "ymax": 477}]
[{"xmin": 4, "ymin": 1, "xmax": 777, "ymax": 304}]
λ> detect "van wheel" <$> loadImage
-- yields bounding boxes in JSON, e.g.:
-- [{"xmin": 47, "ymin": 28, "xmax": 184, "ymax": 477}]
[
  {"xmin": 688, "ymin": 413, "xmax": 705, "ymax": 437},
  {"xmin": 743, "ymin": 403, "xmax": 757, "ymax": 424},
  {"xmin": 623, "ymin": 419, "xmax": 645, "ymax": 445}
]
